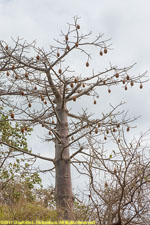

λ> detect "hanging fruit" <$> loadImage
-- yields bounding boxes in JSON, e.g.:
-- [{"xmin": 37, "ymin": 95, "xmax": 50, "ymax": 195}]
[
  {"xmin": 104, "ymin": 47, "xmax": 107, "ymax": 54},
  {"xmin": 75, "ymin": 42, "xmax": 79, "ymax": 48},
  {"xmin": 126, "ymin": 75, "xmax": 130, "ymax": 80},
  {"xmin": 36, "ymin": 55, "xmax": 40, "ymax": 60},
  {"xmin": 127, "ymin": 127, "xmax": 130, "ymax": 132},
  {"xmin": 25, "ymin": 73, "xmax": 28, "ymax": 78},
  {"xmin": 99, "ymin": 51, "xmax": 103, "ymax": 56},
  {"xmin": 57, "ymin": 52, "xmax": 60, "ymax": 57},
  {"xmin": 74, "ymin": 78, "xmax": 78, "ymax": 83},
  {"xmin": 15, "ymin": 75, "xmax": 19, "ymax": 80},
  {"xmin": 95, "ymin": 128, "xmax": 98, "ymax": 134},
  {"xmin": 106, "ymin": 130, "xmax": 109, "ymax": 134},
  {"xmin": 65, "ymin": 35, "xmax": 69, "ymax": 41},
  {"xmin": 70, "ymin": 83, "xmax": 74, "ymax": 88},
  {"xmin": 94, "ymin": 100, "xmax": 96, "ymax": 104},
  {"xmin": 28, "ymin": 103, "xmax": 31, "ymax": 108},
  {"xmin": 115, "ymin": 73, "xmax": 119, "ymax": 78},
  {"xmin": 108, "ymin": 89, "xmax": 111, "ymax": 93},
  {"xmin": 73, "ymin": 96, "xmax": 76, "ymax": 102},
  {"xmin": 116, "ymin": 124, "xmax": 120, "ymax": 128},
  {"xmin": 6, "ymin": 71, "xmax": 10, "ymax": 76},
  {"xmin": 21, "ymin": 127, "xmax": 25, "ymax": 133},
  {"xmin": 130, "ymin": 80, "xmax": 134, "ymax": 86},
  {"xmin": 10, "ymin": 112, "xmax": 14, "ymax": 119},
  {"xmin": 58, "ymin": 69, "xmax": 62, "ymax": 74},
  {"xmin": 41, "ymin": 95, "xmax": 44, "ymax": 101},
  {"xmin": 86, "ymin": 62, "xmax": 89, "ymax": 67},
  {"xmin": 67, "ymin": 45, "xmax": 70, "ymax": 51},
  {"xmin": 140, "ymin": 83, "xmax": 143, "ymax": 89},
  {"xmin": 5, "ymin": 45, "xmax": 8, "ymax": 50},
  {"xmin": 76, "ymin": 24, "xmax": 80, "ymax": 29}
]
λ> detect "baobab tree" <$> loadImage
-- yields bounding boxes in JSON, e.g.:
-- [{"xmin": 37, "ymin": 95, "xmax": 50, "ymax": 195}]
[{"xmin": 0, "ymin": 17, "xmax": 146, "ymax": 219}]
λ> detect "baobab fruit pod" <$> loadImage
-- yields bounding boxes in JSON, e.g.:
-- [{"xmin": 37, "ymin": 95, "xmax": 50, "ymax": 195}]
[
  {"xmin": 95, "ymin": 128, "xmax": 98, "ymax": 134},
  {"xmin": 98, "ymin": 123, "xmax": 101, "ymax": 128},
  {"xmin": 28, "ymin": 103, "xmax": 31, "ymax": 108},
  {"xmin": 12, "ymin": 65, "xmax": 15, "ymax": 70},
  {"xmin": 73, "ymin": 96, "xmax": 76, "ymax": 101},
  {"xmin": 21, "ymin": 91, "xmax": 25, "ymax": 96},
  {"xmin": 113, "ymin": 128, "xmax": 116, "ymax": 132},
  {"xmin": 74, "ymin": 78, "xmax": 78, "ymax": 83},
  {"xmin": 104, "ymin": 47, "xmax": 107, "ymax": 54},
  {"xmin": 57, "ymin": 52, "xmax": 60, "ymax": 57},
  {"xmin": 70, "ymin": 83, "xmax": 74, "ymax": 88},
  {"xmin": 75, "ymin": 42, "xmax": 79, "ymax": 48},
  {"xmin": 105, "ymin": 182, "xmax": 108, "ymax": 187},
  {"xmin": 86, "ymin": 62, "xmax": 89, "ymax": 67},
  {"xmin": 106, "ymin": 130, "xmax": 109, "ymax": 134},
  {"xmin": 6, "ymin": 71, "xmax": 10, "ymax": 76},
  {"xmin": 36, "ymin": 55, "xmax": 40, "ymax": 60},
  {"xmin": 130, "ymin": 80, "xmax": 134, "ymax": 86},
  {"xmin": 65, "ymin": 35, "xmax": 69, "ymax": 41},
  {"xmin": 127, "ymin": 127, "xmax": 130, "ymax": 132},
  {"xmin": 10, "ymin": 112, "xmax": 14, "ymax": 119},
  {"xmin": 125, "ymin": 86, "xmax": 128, "ymax": 91},
  {"xmin": 66, "ymin": 45, "xmax": 70, "ymax": 51},
  {"xmin": 25, "ymin": 73, "xmax": 28, "ymax": 78},
  {"xmin": 117, "ymin": 139, "xmax": 120, "ymax": 143},
  {"xmin": 126, "ymin": 75, "xmax": 130, "ymax": 80},
  {"xmin": 49, "ymin": 131, "xmax": 52, "ymax": 135},
  {"xmin": 140, "ymin": 83, "xmax": 143, "ymax": 89},
  {"xmin": 114, "ymin": 168, "xmax": 117, "ymax": 174},
  {"xmin": 100, "ymin": 51, "xmax": 103, "ymax": 56},
  {"xmin": 21, "ymin": 127, "xmax": 25, "ymax": 133},
  {"xmin": 94, "ymin": 100, "xmax": 96, "ymax": 104},
  {"xmin": 115, "ymin": 73, "xmax": 119, "ymax": 78},
  {"xmin": 104, "ymin": 136, "xmax": 107, "ymax": 140},
  {"xmin": 76, "ymin": 24, "xmax": 80, "ymax": 29},
  {"xmin": 58, "ymin": 69, "xmax": 62, "ymax": 74},
  {"xmin": 41, "ymin": 95, "xmax": 44, "ymax": 101},
  {"xmin": 108, "ymin": 89, "xmax": 111, "ymax": 93},
  {"xmin": 34, "ymin": 86, "xmax": 37, "ymax": 90},
  {"xmin": 71, "ymin": 136, "xmax": 74, "ymax": 140},
  {"xmin": 5, "ymin": 45, "xmax": 8, "ymax": 50},
  {"xmin": 15, "ymin": 75, "xmax": 19, "ymax": 80},
  {"xmin": 116, "ymin": 124, "xmax": 120, "ymax": 128},
  {"xmin": 82, "ymin": 83, "xmax": 85, "ymax": 88},
  {"xmin": 44, "ymin": 101, "xmax": 47, "ymax": 105},
  {"xmin": 52, "ymin": 120, "xmax": 55, "ymax": 124},
  {"xmin": 122, "ymin": 80, "xmax": 126, "ymax": 84}
]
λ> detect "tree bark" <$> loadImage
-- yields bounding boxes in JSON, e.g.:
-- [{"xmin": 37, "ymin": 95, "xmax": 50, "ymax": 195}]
[{"xmin": 55, "ymin": 104, "xmax": 73, "ymax": 219}]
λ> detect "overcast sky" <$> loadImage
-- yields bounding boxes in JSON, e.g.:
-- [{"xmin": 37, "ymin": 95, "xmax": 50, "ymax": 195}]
[{"xmin": 0, "ymin": 0, "xmax": 150, "ymax": 189}]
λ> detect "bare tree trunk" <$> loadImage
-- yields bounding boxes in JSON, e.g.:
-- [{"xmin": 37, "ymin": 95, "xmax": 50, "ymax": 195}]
[{"xmin": 55, "ymin": 104, "xmax": 73, "ymax": 219}]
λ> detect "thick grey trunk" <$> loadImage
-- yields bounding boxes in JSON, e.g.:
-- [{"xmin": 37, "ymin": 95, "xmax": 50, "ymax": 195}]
[{"xmin": 55, "ymin": 105, "xmax": 73, "ymax": 219}]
